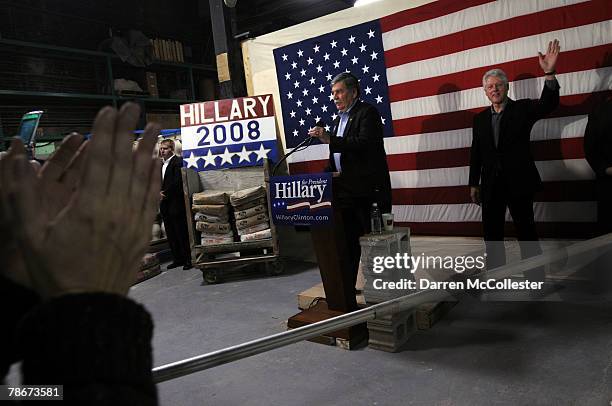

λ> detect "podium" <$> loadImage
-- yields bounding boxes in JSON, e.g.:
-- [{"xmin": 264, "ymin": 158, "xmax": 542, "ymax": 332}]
[{"xmin": 287, "ymin": 177, "xmax": 368, "ymax": 348}]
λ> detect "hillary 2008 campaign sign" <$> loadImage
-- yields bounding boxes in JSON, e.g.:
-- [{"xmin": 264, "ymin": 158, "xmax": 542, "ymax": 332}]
[
  {"xmin": 270, "ymin": 173, "xmax": 333, "ymax": 226},
  {"xmin": 180, "ymin": 95, "xmax": 278, "ymax": 171}
]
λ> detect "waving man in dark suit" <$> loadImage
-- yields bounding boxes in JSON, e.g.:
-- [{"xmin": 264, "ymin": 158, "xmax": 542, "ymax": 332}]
[{"xmin": 469, "ymin": 39, "xmax": 561, "ymax": 270}]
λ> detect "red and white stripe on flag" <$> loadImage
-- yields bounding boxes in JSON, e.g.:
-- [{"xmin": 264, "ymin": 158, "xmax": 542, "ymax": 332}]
[{"xmin": 286, "ymin": 0, "xmax": 612, "ymax": 237}]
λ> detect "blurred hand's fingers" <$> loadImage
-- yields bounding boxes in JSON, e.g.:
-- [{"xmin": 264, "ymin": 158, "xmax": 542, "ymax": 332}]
[
  {"xmin": 108, "ymin": 103, "xmax": 139, "ymax": 197},
  {"xmin": 10, "ymin": 155, "xmax": 43, "ymax": 245},
  {"xmin": 7, "ymin": 138, "xmax": 27, "ymax": 157},
  {"xmin": 143, "ymin": 160, "xmax": 162, "ymax": 226},
  {"xmin": 0, "ymin": 153, "xmax": 35, "ymax": 287},
  {"xmin": 60, "ymin": 140, "xmax": 89, "ymax": 190},
  {"xmin": 39, "ymin": 133, "xmax": 84, "ymax": 182},
  {"xmin": 1, "ymin": 139, "xmax": 28, "ymax": 210},
  {"xmin": 130, "ymin": 122, "xmax": 160, "ymax": 205},
  {"xmin": 78, "ymin": 107, "xmax": 117, "ymax": 206}
]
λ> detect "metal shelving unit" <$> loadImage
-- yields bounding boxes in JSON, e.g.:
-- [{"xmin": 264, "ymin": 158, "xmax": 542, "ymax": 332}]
[{"xmin": 0, "ymin": 38, "xmax": 217, "ymax": 143}]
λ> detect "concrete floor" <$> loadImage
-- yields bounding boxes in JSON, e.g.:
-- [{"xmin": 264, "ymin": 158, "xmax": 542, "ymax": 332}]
[{"xmin": 130, "ymin": 237, "xmax": 612, "ymax": 406}]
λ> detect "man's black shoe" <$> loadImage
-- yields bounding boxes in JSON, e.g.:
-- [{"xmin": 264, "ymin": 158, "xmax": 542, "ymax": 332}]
[
  {"xmin": 183, "ymin": 263, "xmax": 193, "ymax": 270},
  {"xmin": 167, "ymin": 262, "xmax": 183, "ymax": 269}
]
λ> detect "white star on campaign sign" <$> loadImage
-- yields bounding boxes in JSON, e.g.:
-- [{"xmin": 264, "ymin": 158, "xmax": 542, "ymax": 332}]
[
  {"xmin": 184, "ymin": 152, "xmax": 200, "ymax": 169},
  {"xmin": 219, "ymin": 148, "xmax": 234, "ymax": 165},
  {"xmin": 202, "ymin": 149, "xmax": 217, "ymax": 168},
  {"xmin": 236, "ymin": 146, "xmax": 252, "ymax": 163},
  {"xmin": 254, "ymin": 143, "xmax": 271, "ymax": 161}
]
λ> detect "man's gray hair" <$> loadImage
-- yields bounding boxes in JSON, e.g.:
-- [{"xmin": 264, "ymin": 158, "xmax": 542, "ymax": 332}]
[
  {"xmin": 482, "ymin": 68, "xmax": 509, "ymax": 89},
  {"xmin": 331, "ymin": 72, "xmax": 360, "ymax": 97}
]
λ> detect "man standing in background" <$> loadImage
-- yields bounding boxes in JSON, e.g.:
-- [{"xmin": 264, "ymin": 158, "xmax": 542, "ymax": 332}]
[{"xmin": 159, "ymin": 139, "xmax": 192, "ymax": 270}]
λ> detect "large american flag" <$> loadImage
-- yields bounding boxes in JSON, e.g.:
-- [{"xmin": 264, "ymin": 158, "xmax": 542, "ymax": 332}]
[{"xmin": 273, "ymin": 0, "xmax": 612, "ymax": 237}]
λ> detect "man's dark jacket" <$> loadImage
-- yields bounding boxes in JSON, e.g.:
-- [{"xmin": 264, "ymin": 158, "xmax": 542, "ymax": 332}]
[
  {"xmin": 325, "ymin": 99, "xmax": 392, "ymax": 210},
  {"xmin": 584, "ymin": 99, "xmax": 612, "ymax": 181},
  {"xmin": 469, "ymin": 83, "xmax": 560, "ymax": 201},
  {"xmin": 160, "ymin": 155, "xmax": 186, "ymax": 217}
]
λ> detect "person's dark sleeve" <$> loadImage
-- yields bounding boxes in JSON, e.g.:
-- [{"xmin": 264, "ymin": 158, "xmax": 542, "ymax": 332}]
[
  {"xmin": 17, "ymin": 293, "xmax": 157, "ymax": 405},
  {"xmin": 0, "ymin": 275, "xmax": 40, "ymax": 382},
  {"xmin": 527, "ymin": 79, "xmax": 560, "ymax": 119},
  {"xmin": 329, "ymin": 105, "xmax": 383, "ymax": 153},
  {"xmin": 468, "ymin": 115, "xmax": 482, "ymax": 187},
  {"xmin": 584, "ymin": 107, "xmax": 608, "ymax": 177}
]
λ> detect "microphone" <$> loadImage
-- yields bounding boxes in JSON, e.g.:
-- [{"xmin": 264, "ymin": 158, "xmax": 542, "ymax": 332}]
[{"xmin": 272, "ymin": 122, "xmax": 325, "ymax": 176}]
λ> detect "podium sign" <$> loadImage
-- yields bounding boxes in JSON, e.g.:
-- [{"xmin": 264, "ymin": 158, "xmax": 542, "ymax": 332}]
[{"xmin": 270, "ymin": 173, "xmax": 333, "ymax": 226}]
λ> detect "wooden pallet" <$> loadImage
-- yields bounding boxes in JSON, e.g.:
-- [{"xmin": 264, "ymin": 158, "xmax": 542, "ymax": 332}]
[
  {"xmin": 297, "ymin": 283, "xmax": 456, "ymax": 330},
  {"xmin": 415, "ymin": 301, "xmax": 457, "ymax": 330},
  {"xmin": 288, "ymin": 301, "xmax": 368, "ymax": 350}
]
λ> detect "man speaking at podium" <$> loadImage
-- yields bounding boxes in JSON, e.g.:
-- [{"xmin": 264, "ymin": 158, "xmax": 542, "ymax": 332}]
[{"xmin": 309, "ymin": 72, "xmax": 391, "ymax": 302}]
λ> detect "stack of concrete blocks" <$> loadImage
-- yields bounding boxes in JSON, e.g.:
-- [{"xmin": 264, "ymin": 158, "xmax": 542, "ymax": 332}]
[{"xmin": 360, "ymin": 228, "xmax": 416, "ymax": 352}]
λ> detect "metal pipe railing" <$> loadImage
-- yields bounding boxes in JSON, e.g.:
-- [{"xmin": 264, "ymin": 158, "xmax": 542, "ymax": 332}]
[{"xmin": 152, "ymin": 233, "xmax": 612, "ymax": 383}]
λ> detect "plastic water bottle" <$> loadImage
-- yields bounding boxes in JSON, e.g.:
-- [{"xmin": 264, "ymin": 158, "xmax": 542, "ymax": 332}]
[{"xmin": 370, "ymin": 202, "xmax": 382, "ymax": 234}]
